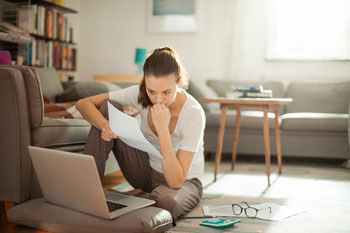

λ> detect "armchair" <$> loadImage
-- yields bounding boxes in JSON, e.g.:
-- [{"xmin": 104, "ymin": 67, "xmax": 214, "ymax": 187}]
[{"xmin": 0, "ymin": 65, "xmax": 172, "ymax": 232}]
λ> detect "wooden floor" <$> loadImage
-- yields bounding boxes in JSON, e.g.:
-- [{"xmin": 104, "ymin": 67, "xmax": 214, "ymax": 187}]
[{"xmin": 0, "ymin": 171, "xmax": 126, "ymax": 233}]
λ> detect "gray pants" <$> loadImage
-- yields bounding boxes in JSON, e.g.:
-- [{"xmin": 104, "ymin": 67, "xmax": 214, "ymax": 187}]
[{"xmin": 83, "ymin": 101, "xmax": 202, "ymax": 220}]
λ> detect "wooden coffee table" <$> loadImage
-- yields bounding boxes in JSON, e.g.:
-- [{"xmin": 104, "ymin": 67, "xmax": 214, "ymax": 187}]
[{"xmin": 203, "ymin": 97, "xmax": 293, "ymax": 185}]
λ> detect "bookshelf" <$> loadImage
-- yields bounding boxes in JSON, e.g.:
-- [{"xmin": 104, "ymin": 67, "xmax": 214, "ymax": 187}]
[{"xmin": 0, "ymin": 0, "xmax": 78, "ymax": 81}]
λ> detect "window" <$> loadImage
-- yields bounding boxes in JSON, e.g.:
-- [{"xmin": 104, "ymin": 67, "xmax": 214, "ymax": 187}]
[{"xmin": 267, "ymin": 0, "xmax": 350, "ymax": 60}]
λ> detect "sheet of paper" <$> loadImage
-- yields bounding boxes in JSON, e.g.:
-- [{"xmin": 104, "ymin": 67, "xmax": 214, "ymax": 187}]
[
  {"xmin": 203, "ymin": 203, "xmax": 305, "ymax": 221},
  {"xmin": 108, "ymin": 102, "xmax": 162, "ymax": 158}
]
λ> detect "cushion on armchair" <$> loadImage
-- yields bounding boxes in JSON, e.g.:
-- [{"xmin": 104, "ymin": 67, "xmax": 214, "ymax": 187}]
[
  {"xmin": 36, "ymin": 67, "xmax": 122, "ymax": 103},
  {"xmin": 37, "ymin": 68, "xmax": 64, "ymax": 102}
]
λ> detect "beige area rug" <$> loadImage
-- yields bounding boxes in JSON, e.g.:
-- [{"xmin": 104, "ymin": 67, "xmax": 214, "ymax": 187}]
[
  {"xmin": 114, "ymin": 161, "xmax": 350, "ymax": 233},
  {"xmin": 168, "ymin": 161, "xmax": 350, "ymax": 233}
]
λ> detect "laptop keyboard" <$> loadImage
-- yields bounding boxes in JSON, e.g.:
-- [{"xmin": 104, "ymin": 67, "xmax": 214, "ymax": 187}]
[{"xmin": 106, "ymin": 201, "xmax": 127, "ymax": 212}]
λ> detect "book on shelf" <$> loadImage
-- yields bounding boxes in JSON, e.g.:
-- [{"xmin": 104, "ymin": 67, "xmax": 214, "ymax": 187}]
[{"xmin": 17, "ymin": 5, "xmax": 36, "ymax": 34}]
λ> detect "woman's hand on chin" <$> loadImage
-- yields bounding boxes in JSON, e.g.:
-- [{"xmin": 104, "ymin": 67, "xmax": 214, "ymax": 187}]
[{"xmin": 150, "ymin": 103, "xmax": 171, "ymax": 133}]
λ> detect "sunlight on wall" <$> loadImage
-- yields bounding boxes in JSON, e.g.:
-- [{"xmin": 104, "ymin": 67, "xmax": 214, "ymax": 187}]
[{"xmin": 268, "ymin": 0, "xmax": 349, "ymax": 60}]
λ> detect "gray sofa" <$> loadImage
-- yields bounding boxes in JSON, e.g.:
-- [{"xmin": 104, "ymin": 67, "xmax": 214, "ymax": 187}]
[
  {"xmin": 0, "ymin": 65, "xmax": 172, "ymax": 233},
  {"xmin": 189, "ymin": 79, "xmax": 350, "ymax": 160}
]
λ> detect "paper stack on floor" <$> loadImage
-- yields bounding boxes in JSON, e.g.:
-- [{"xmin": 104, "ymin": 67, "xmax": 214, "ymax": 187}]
[{"xmin": 202, "ymin": 203, "xmax": 305, "ymax": 221}]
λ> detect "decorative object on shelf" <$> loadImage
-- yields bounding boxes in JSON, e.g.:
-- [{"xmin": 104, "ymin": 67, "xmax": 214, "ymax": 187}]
[
  {"xmin": 0, "ymin": 50, "xmax": 12, "ymax": 65},
  {"xmin": 134, "ymin": 48, "xmax": 147, "ymax": 75},
  {"xmin": 52, "ymin": 0, "xmax": 66, "ymax": 7}
]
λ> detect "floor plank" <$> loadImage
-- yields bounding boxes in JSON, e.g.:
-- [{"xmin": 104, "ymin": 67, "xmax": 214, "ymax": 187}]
[
  {"xmin": 102, "ymin": 170, "xmax": 126, "ymax": 190},
  {"xmin": 0, "ymin": 171, "xmax": 126, "ymax": 233}
]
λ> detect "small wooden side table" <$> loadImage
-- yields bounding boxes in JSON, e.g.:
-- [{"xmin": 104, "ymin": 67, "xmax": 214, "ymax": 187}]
[{"xmin": 203, "ymin": 97, "xmax": 293, "ymax": 186}]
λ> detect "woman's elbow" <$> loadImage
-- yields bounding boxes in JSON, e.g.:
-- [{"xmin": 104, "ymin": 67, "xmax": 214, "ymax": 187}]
[
  {"xmin": 169, "ymin": 183, "xmax": 182, "ymax": 190},
  {"xmin": 76, "ymin": 99, "xmax": 85, "ymax": 112},
  {"xmin": 168, "ymin": 178, "xmax": 184, "ymax": 190}
]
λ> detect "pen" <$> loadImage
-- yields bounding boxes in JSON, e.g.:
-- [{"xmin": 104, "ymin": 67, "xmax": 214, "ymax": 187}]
[{"xmin": 179, "ymin": 216, "xmax": 216, "ymax": 219}]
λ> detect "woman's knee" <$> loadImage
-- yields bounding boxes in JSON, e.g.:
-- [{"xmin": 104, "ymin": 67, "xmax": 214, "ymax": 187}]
[
  {"xmin": 98, "ymin": 100, "xmax": 123, "ymax": 119},
  {"xmin": 151, "ymin": 185, "xmax": 179, "ymax": 214}
]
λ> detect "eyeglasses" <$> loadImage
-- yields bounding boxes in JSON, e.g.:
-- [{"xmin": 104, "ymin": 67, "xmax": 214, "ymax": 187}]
[{"xmin": 232, "ymin": 202, "xmax": 272, "ymax": 218}]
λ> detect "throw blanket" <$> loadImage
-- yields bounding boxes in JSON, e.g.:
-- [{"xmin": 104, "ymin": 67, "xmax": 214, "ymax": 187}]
[
  {"xmin": 44, "ymin": 96, "xmax": 83, "ymax": 119},
  {"xmin": 43, "ymin": 96, "xmax": 139, "ymax": 119}
]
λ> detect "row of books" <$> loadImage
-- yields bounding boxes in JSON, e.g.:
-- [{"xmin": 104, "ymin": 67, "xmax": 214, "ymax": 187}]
[
  {"xmin": 24, "ymin": 39, "xmax": 76, "ymax": 71},
  {"xmin": 17, "ymin": 4, "xmax": 74, "ymax": 43},
  {"xmin": 227, "ymin": 85, "xmax": 273, "ymax": 98}
]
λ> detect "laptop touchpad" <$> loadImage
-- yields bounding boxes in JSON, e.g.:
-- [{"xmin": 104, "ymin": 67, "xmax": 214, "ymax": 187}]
[{"xmin": 104, "ymin": 190, "xmax": 127, "ymax": 201}]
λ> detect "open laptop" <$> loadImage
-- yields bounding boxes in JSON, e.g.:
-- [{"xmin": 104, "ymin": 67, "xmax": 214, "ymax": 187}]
[{"xmin": 28, "ymin": 146, "xmax": 155, "ymax": 219}]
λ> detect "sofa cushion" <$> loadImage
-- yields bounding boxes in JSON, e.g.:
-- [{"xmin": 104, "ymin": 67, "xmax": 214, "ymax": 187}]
[
  {"xmin": 32, "ymin": 118, "xmax": 91, "ymax": 148},
  {"xmin": 7, "ymin": 198, "xmax": 172, "ymax": 233},
  {"xmin": 280, "ymin": 112, "xmax": 348, "ymax": 131},
  {"xmin": 37, "ymin": 68, "xmax": 64, "ymax": 102},
  {"xmin": 206, "ymin": 110, "xmax": 277, "ymax": 129},
  {"xmin": 56, "ymin": 81, "xmax": 121, "ymax": 103},
  {"xmin": 187, "ymin": 80, "xmax": 219, "ymax": 112},
  {"xmin": 285, "ymin": 81, "xmax": 350, "ymax": 114}
]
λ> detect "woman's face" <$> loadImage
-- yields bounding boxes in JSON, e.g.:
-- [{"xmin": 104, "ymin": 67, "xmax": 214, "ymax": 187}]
[{"xmin": 145, "ymin": 73, "xmax": 178, "ymax": 107}]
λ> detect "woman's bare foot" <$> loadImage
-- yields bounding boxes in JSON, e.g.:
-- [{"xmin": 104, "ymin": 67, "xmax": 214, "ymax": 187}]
[
  {"xmin": 123, "ymin": 188, "xmax": 144, "ymax": 196},
  {"xmin": 109, "ymin": 188, "xmax": 144, "ymax": 196}
]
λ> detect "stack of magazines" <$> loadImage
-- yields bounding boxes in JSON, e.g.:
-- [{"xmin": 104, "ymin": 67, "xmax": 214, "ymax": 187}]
[
  {"xmin": 0, "ymin": 22, "xmax": 32, "ymax": 45},
  {"xmin": 227, "ymin": 85, "xmax": 273, "ymax": 98}
]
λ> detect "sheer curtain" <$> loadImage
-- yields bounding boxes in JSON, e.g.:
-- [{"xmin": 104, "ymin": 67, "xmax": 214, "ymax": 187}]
[{"xmin": 267, "ymin": 0, "xmax": 350, "ymax": 60}]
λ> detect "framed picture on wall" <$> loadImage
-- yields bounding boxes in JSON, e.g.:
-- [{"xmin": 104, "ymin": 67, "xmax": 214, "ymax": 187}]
[{"xmin": 147, "ymin": 0, "xmax": 199, "ymax": 33}]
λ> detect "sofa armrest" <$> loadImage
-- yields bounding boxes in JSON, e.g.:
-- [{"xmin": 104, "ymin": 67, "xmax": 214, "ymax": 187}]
[{"xmin": 0, "ymin": 67, "xmax": 32, "ymax": 203}]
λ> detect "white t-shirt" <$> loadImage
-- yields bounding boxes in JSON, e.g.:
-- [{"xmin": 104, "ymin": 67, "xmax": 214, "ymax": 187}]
[{"xmin": 109, "ymin": 85, "xmax": 205, "ymax": 179}]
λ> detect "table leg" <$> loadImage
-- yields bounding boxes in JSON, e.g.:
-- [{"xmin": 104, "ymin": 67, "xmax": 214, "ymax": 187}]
[
  {"xmin": 263, "ymin": 106, "xmax": 271, "ymax": 186},
  {"xmin": 274, "ymin": 107, "xmax": 282, "ymax": 174},
  {"xmin": 4, "ymin": 201, "xmax": 15, "ymax": 220},
  {"xmin": 214, "ymin": 105, "xmax": 228, "ymax": 182},
  {"xmin": 231, "ymin": 106, "xmax": 241, "ymax": 171}
]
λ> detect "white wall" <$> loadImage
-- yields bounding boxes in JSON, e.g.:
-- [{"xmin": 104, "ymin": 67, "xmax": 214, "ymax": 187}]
[{"xmin": 78, "ymin": 0, "xmax": 350, "ymax": 83}]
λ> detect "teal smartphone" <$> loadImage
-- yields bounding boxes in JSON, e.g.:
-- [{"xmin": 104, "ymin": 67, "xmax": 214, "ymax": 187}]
[{"xmin": 199, "ymin": 218, "xmax": 240, "ymax": 229}]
